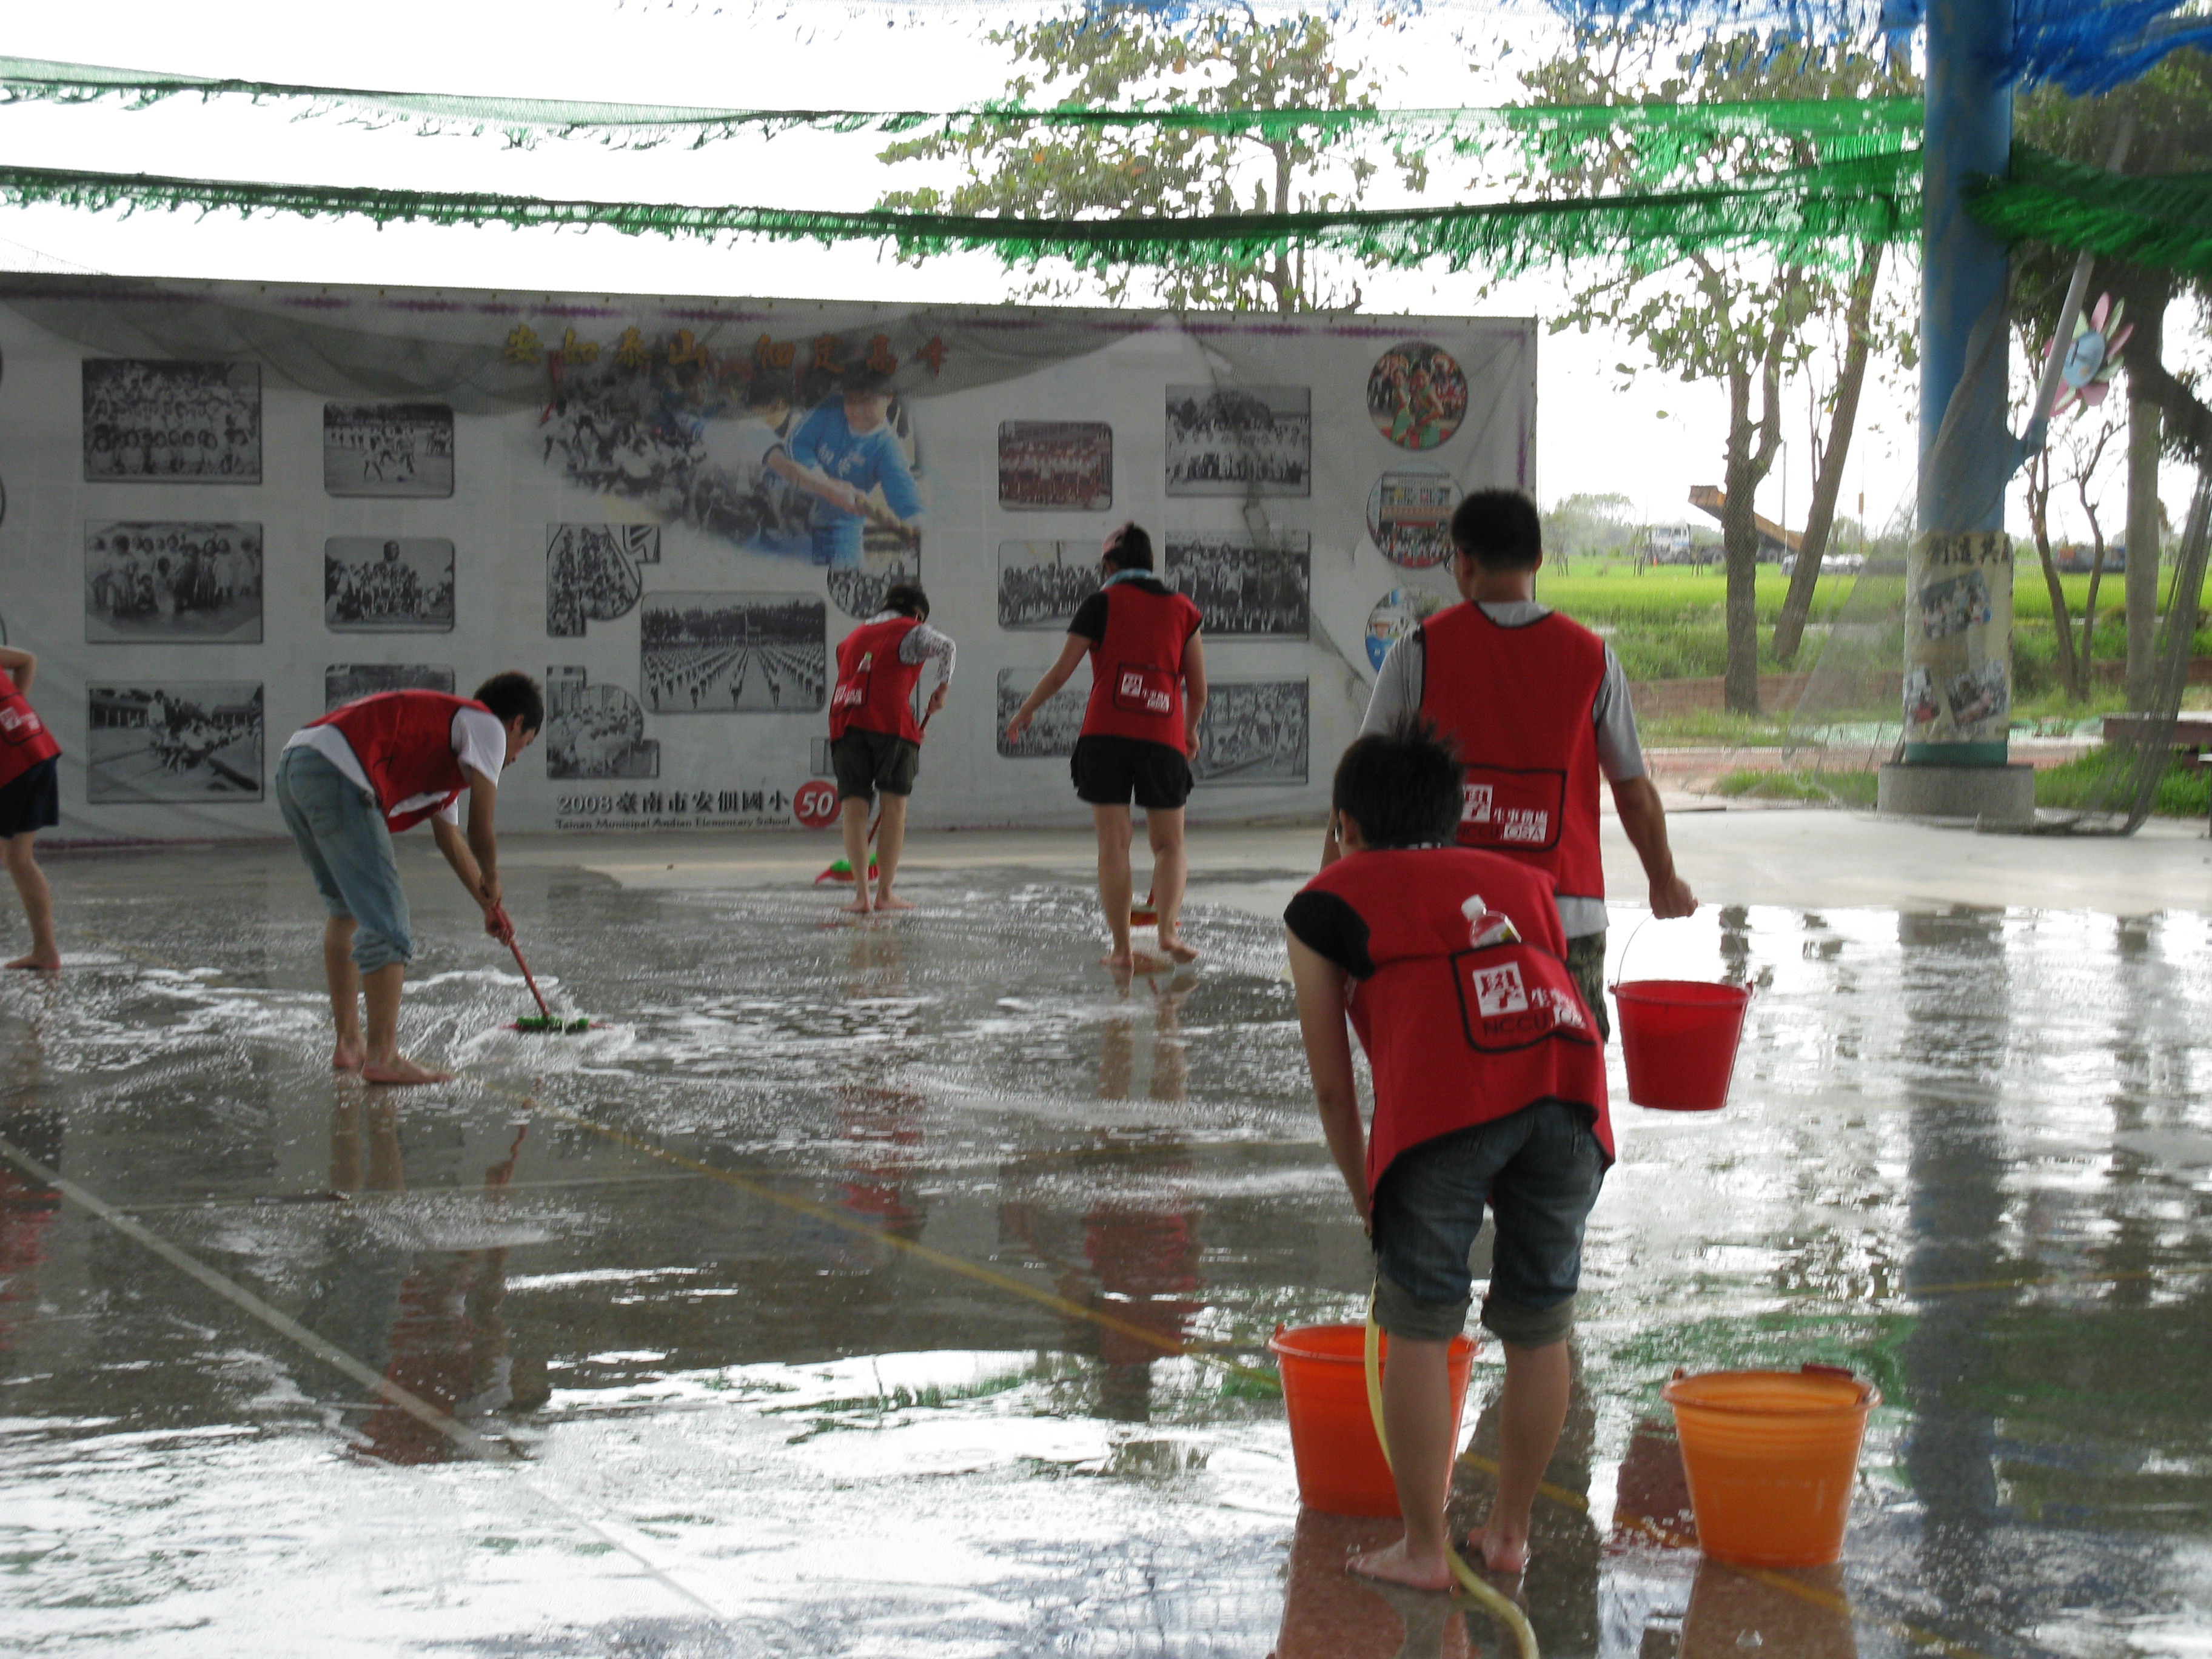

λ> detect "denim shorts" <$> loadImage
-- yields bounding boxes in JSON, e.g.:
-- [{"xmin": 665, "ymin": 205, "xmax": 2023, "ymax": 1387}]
[
  {"xmin": 276, "ymin": 746, "xmax": 414, "ymax": 974},
  {"xmin": 1370, "ymin": 1099, "xmax": 1606, "ymax": 1347}
]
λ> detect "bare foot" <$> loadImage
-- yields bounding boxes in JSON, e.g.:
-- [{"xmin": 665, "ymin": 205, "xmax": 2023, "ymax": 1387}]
[
  {"xmin": 873, "ymin": 894, "xmax": 915, "ymax": 912},
  {"xmin": 332, "ymin": 1041, "xmax": 366, "ymax": 1073},
  {"xmin": 6, "ymin": 952, "xmax": 60, "ymax": 972},
  {"xmin": 361, "ymin": 1054, "xmax": 454, "ymax": 1087},
  {"xmin": 1346, "ymin": 1539, "xmax": 1453, "ymax": 1594},
  {"xmin": 841, "ymin": 895, "xmax": 874, "ymax": 916},
  {"xmin": 1102, "ymin": 948, "xmax": 1170, "ymax": 974},
  {"xmin": 1156, "ymin": 936, "xmax": 1200, "ymax": 964},
  {"xmin": 1470, "ymin": 1525, "xmax": 1530, "ymax": 1576}
]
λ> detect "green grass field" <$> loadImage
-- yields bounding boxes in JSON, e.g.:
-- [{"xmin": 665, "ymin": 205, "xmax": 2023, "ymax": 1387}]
[{"xmin": 1713, "ymin": 755, "xmax": 2212, "ymax": 819}]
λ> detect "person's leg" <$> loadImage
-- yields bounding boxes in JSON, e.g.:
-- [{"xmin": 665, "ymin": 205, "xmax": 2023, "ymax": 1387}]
[
  {"xmin": 360, "ymin": 960, "xmax": 446, "ymax": 1085},
  {"xmin": 1093, "ymin": 805, "xmax": 1158, "ymax": 972},
  {"xmin": 1359, "ymin": 1334, "xmax": 1458, "ymax": 1589},
  {"xmin": 1145, "ymin": 808, "xmax": 1194, "ymax": 962},
  {"xmin": 323, "ymin": 916, "xmax": 365, "ymax": 1070},
  {"xmin": 1477, "ymin": 1339, "xmax": 1571, "ymax": 1574},
  {"xmin": 873, "ymin": 794, "xmax": 911, "ymax": 910},
  {"xmin": 839, "ymin": 797, "xmax": 874, "ymax": 914},
  {"xmin": 2, "ymin": 833, "xmax": 59, "ymax": 971}
]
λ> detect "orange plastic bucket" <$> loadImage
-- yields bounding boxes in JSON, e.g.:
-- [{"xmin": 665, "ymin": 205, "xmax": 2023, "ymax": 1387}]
[
  {"xmin": 1269, "ymin": 1323, "xmax": 1476, "ymax": 1517},
  {"xmin": 1615, "ymin": 980, "xmax": 1752, "ymax": 1110},
  {"xmin": 1662, "ymin": 1366, "xmax": 1879, "ymax": 1567}
]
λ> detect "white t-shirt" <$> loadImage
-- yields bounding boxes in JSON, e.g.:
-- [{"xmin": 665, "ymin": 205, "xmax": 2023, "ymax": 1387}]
[{"xmin": 283, "ymin": 706, "xmax": 507, "ymax": 825}]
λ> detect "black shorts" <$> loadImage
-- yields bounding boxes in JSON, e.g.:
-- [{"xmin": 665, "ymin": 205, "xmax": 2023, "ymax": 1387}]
[
  {"xmin": 0, "ymin": 757, "xmax": 59, "ymax": 838},
  {"xmin": 831, "ymin": 729, "xmax": 921, "ymax": 801},
  {"xmin": 1070, "ymin": 734, "xmax": 1192, "ymax": 811}
]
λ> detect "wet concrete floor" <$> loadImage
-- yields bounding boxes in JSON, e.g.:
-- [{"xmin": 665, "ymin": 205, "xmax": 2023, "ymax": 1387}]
[{"xmin": 4, "ymin": 817, "xmax": 2211, "ymax": 1656}]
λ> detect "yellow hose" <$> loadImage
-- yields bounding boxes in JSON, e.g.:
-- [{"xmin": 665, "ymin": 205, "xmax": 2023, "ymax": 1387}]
[{"xmin": 1363, "ymin": 1309, "xmax": 1541, "ymax": 1659}]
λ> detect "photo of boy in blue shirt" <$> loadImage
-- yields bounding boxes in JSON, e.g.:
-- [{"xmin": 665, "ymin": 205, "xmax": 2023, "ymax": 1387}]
[{"xmin": 774, "ymin": 366, "xmax": 925, "ymax": 569}]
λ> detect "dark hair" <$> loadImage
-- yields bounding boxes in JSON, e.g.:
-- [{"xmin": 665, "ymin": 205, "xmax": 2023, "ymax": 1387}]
[
  {"xmin": 1449, "ymin": 488, "xmax": 1544, "ymax": 572},
  {"xmin": 474, "ymin": 671, "xmax": 545, "ymax": 736},
  {"xmin": 881, "ymin": 581, "xmax": 930, "ymax": 621},
  {"xmin": 841, "ymin": 366, "xmax": 893, "ymax": 397},
  {"xmin": 1102, "ymin": 522, "xmax": 1155, "ymax": 572},
  {"xmin": 743, "ymin": 374, "xmax": 791, "ymax": 411},
  {"xmin": 1332, "ymin": 718, "xmax": 1464, "ymax": 849}
]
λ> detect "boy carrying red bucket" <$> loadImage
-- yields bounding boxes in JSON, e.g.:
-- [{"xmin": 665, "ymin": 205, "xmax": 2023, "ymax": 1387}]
[{"xmin": 1284, "ymin": 719, "xmax": 1614, "ymax": 1589}]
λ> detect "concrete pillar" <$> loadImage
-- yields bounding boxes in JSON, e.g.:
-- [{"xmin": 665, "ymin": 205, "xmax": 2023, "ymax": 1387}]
[{"xmin": 1880, "ymin": 0, "xmax": 2033, "ymax": 825}]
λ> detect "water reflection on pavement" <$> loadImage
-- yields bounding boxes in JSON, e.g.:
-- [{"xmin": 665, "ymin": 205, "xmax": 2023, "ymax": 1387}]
[{"xmin": 0, "ymin": 848, "xmax": 2208, "ymax": 1655}]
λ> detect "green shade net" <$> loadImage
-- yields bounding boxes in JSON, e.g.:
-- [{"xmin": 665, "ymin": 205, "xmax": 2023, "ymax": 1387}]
[
  {"xmin": 1968, "ymin": 146, "xmax": 2212, "ymax": 281},
  {"xmin": 0, "ymin": 150, "xmax": 1919, "ymax": 274},
  {"xmin": 0, "ymin": 53, "xmax": 1920, "ymax": 166}
]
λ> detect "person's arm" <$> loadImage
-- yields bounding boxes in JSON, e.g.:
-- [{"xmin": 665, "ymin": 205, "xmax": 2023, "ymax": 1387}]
[
  {"xmin": 0, "ymin": 646, "xmax": 35, "ymax": 694},
  {"xmin": 1180, "ymin": 629, "xmax": 1208, "ymax": 754},
  {"xmin": 765, "ymin": 449, "xmax": 866, "ymax": 515},
  {"xmin": 1005, "ymin": 632, "xmax": 1091, "ymax": 741},
  {"xmin": 431, "ymin": 773, "xmax": 511, "ymax": 936},
  {"xmin": 906, "ymin": 624, "xmax": 957, "ymax": 719},
  {"xmin": 1287, "ymin": 933, "xmax": 1369, "ymax": 1227},
  {"xmin": 1610, "ymin": 774, "xmax": 1697, "ymax": 918},
  {"xmin": 871, "ymin": 441, "xmax": 925, "ymax": 541},
  {"xmin": 1323, "ymin": 633, "xmax": 1422, "ymax": 868}
]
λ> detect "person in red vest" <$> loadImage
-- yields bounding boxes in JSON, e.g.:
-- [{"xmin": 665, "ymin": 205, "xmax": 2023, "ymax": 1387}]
[
  {"xmin": 828, "ymin": 581, "xmax": 954, "ymax": 914},
  {"xmin": 0, "ymin": 647, "xmax": 62, "ymax": 972},
  {"xmin": 1288, "ymin": 719, "xmax": 1610, "ymax": 1589},
  {"xmin": 275, "ymin": 674, "xmax": 542, "ymax": 1085},
  {"xmin": 1004, "ymin": 525, "xmax": 1208, "ymax": 972},
  {"xmin": 1338, "ymin": 488, "xmax": 1694, "ymax": 1033}
]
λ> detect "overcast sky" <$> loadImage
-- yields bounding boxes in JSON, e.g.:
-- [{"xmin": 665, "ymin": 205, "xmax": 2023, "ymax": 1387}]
[{"xmin": 0, "ymin": 0, "xmax": 2191, "ymax": 544}]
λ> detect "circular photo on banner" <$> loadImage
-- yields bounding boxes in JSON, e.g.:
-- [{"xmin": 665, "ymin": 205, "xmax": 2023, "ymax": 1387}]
[
  {"xmin": 1366, "ymin": 469, "xmax": 1462, "ymax": 570},
  {"xmin": 1366, "ymin": 585, "xmax": 1450, "ymax": 672},
  {"xmin": 1368, "ymin": 341, "xmax": 1467, "ymax": 452}
]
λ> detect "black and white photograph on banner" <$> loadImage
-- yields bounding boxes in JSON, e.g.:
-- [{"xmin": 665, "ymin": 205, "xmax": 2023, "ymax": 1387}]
[
  {"xmin": 640, "ymin": 592, "xmax": 825, "ymax": 714},
  {"xmin": 1943, "ymin": 659, "xmax": 2009, "ymax": 731},
  {"xmin": 995, "ymin": 669, "xmax": 1085, "ymax": 759},
  {"xmin": 324, "ymin": 538, "xmax": 457, "ymax": 632},
  {"xmin": 1165, "ymin": 386, "xmax": 1310, "ymax": 497},
  {"xmin": 1367, "ymin": 341, "xmax": 1469, "ymax": 452},
  {"xmin": 82, "ymin": 360, "xmax": 261, "ymax": 483},
  {"xmin": 84, "ymin": 521, "xmax": 263, "ymax": 644},
  {"xmin": 997, "ymin": 541, "xmax": 1097, "ymax": 631},
  {"xmin": 546, "ymin": 668, "xmax": 660, "ymax": 779},
  {"xmin": 826, "ymin": 524, "xmax": 920, "ymax": 622},
  {"xmin": 547, "ymin": 523, "xmax": 654, "ymax": 637},
  {"xmin": 1367, "ymin": 470, "xmax": 1461, "ymax": 570},
  {"xmin": 1163, "ymin": 532, "xmax": 1310, "ymax": 638},
  {"xmin": 1193, "ymin": 679, "xmax": 1309, "ymax": 786},
  {"xmin": 1916, "ymin": 570, "xmax": 1994, "ymax": 641},
  {"xmin": 323, "ymin": 664, "xmax": 455, "ymax": 711},
  {"xmin": 323, "ymin": 403, "xmax": 457, "ymax": 498},
  {"xmin": 997, "ymin": 421, "xmax": 1113, "ymax": 511},
  {"xmin": 87, "ymin": 681, "xmax": 264, "ymax": 803}
]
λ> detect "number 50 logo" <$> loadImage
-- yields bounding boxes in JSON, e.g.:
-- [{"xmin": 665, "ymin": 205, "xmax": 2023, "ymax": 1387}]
[{"xmin": 793, "ymin": 780, "xmax": 840, "ymax": 829}]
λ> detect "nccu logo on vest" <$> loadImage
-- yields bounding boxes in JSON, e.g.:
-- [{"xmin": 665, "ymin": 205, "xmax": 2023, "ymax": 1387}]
[
  {"xmin": 1461, "ymin": 781, "xmax": 1551, "ymax": 844},
  {"xmin": 1115, "ymin": 666, "xmax": 1173, "ymax": 715},
  {"xmin": 0, "ymin": 705, "xmax": 42, "ymax": 745},
  {"xmin": 831, "ymin": 653, "xmax": 872, "ymax": 711},
  {"xmin": 1464, "ymin": 957, "xmax": 1589, "ymax": 1042}
]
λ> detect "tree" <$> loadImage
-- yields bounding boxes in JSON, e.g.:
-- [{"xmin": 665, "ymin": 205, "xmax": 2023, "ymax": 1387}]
[
  {"xmin": 2016, "ymin": 318, "xmax": 2127, "ymax": 700},
  {"xmin": 1507, "ymin": 33, "xmax": 1918, "ymax": 710},
  {"xmin": 873, "ymin": 10, "xmax": 1424, "ymax": 312},
  {"xmin": 1543, "ymin": 491, "xmax": 1638, "ymax": 568},
  {"xmin": 2016, "ymin": 52, "xmax": 2212, "ymax": 706}
]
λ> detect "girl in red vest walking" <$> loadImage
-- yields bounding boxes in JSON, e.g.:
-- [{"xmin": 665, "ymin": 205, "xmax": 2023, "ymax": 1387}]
[
  {"xmin": 1287, "ymin": 720, "xmax": 1610, "ymax": 1589},
  {"xmin": 828, "ymin": 582, "xmax": 954, "ymax": 914},
  {"xmin": 1004, "ymin": 525, "xmax": 1208, "ymax": 972},
  {"xmin": 275, "ymin": 674, "xmax": 541, "ymax": 1085},
  {"xmin": 0, "ymin": 647, "xmax": 62, "ymax": 971}
]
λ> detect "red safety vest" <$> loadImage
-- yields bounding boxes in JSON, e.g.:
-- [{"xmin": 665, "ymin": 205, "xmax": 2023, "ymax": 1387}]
[
  {"xmin": 0, "ymin": 670, "xmax": 61, "ymax": 792},
  {"xmin": 1300, "ymin": 846, "xmax": 1610, "ymax": 1195},
  {"xmin": 1081, "ymin": 581, "xmax": 1203, "ymax": 753},
  {"xmin": 830, "ymin": 615, "xmax": 927, "ymax": 744},
  {"xmin": 306, "ymin": 691, "xmax": 490, "ymax": 833},
  {"xmin": 1416, "ymin": 603, "xmax": 1607, "ymax": 907}
]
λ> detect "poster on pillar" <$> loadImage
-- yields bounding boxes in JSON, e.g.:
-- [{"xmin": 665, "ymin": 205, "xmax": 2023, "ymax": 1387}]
[
  {"xmin": 1902, "ymin": 531, "xmax": 2015, "ymax": 754},
  {"xmin": 0, "ymin": 275, "xmax": 1534, "ymax": 839}
]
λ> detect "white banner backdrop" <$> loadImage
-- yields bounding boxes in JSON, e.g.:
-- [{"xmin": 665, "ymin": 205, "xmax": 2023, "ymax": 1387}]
[{"xmin": 0, "ymin": 275, "xmax": 1535, "ymax": 839}]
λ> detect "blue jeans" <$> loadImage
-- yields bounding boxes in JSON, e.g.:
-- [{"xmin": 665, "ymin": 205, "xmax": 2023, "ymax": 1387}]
[
  {"xmin": 1370, "ymin": 1101, "xmax": 1606, "ymax": 1346},
  {"xmin": 276, "ymin": 747, "xmax": 413, "ymax": 974}
]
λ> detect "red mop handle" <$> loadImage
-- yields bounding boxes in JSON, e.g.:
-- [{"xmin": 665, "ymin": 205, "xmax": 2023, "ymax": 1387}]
[{"xmin": 502, "ymin": 925, "xmax": 553, "ymax": 1020}]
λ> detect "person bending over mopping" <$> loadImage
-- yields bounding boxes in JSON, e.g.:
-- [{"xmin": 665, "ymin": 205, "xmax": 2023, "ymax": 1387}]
[
  {"xmin": 1285, "ymin": 719, "xmax": 1611, "ymax": 1588},
  {"xmin": 828, "ymin": 581, "xmax": 953, "ymax": 914},
  {"xmin": 1004, "ymin": 524, "xmax": 1207, "ymax": 973},
  {"xmin": 276, "ymin": 674, "xmax": 542, "ymax": 1085}
]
